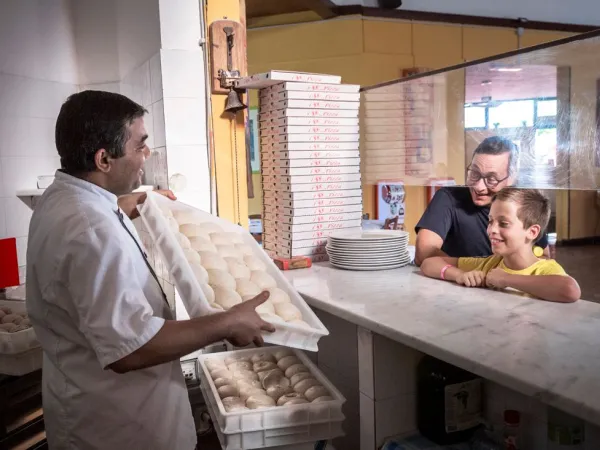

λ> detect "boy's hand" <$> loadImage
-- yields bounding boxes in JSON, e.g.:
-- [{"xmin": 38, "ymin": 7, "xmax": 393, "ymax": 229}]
[
  {"xmin": 456, "ymin": 270, "xmax": 486, "ymax": 287},
  {"xmin": 485, "ymin": 268, "xmax": 509, "ymax": 289}
]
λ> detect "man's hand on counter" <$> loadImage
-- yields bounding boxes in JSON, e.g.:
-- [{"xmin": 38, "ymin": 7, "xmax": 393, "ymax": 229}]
[{"xmin": 118, "ymin": 189, "xmax": 177, "ymax": 220}]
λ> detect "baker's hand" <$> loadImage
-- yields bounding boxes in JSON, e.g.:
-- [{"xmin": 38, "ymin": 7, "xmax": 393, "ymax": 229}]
[
  {"xmin": 224, "ymin": 291, "xmax": 276, "ymax": 347},
  {"xmin": 485, "ymin": 268, "xmax": 508, "ymax": 289},
  {"xmin": 456, "ymin": 270, "xmax": 485, "ymax": 287},
  {"xmin": 118, "ymin": 189, "xmax": 177, "ymax": 220}
]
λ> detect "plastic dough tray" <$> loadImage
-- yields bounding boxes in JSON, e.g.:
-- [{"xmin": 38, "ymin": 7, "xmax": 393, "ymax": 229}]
[
  {"xmin": 0, "ymin": 300, "xmax": 39, "ymax": 355},
  {"xmin": 198, "ymin": 346, "xmax": 345, "ymax": 446},
  {"xmin": 137, "ymin": 192, "xmax": 329, "ymax": 351}
]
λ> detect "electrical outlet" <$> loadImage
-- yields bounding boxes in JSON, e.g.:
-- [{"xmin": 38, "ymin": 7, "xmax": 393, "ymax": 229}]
[{"xmin": 181, "ymin": 359, "xmax": 197, "ymax": 383}]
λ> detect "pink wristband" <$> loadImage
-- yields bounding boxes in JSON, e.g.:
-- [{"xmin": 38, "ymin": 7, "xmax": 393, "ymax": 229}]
[{"xmin": 440, "ymin": 264, "xmax": 452, "ymax": 280}]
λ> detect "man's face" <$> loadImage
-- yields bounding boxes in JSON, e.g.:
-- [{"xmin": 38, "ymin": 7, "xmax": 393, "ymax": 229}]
[
  {"xmin": 107, "ymin": 117, "xmax": 150, "ymax": 196},
  {"xmin": 467, "ymin": 152, "xmax": 513, "ymax": 207}
]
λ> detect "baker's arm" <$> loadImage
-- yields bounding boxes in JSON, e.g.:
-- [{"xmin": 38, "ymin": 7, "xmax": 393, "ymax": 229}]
[
  {"xmin": 486, "ymin": 269, "xmax": 580, "ymax": 303},
  {"xmin": 415, "ymin": 230, "xmax": 448, "ymax": 266},
  {"xmin": 117, "ymin": 189, "xmax": 176, "ymax": 220},
  {"xmin": 108, "ymin": 294, "xmax": 275, "ymax": 374}
]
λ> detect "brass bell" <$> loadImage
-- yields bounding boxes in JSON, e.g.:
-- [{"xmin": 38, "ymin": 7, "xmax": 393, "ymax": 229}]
[{"xmin": 224, "ymin": 88, "xmax": 247, "ymax": 114}]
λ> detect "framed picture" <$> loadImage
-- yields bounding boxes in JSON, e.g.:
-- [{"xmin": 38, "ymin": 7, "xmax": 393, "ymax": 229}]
[{"xmin": 248, "ymin": 107, "xmax": 261, "ymax": 173}]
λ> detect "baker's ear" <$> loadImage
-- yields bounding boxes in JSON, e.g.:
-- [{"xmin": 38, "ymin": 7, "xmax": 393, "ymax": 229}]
[
  {"xmin": 527, "ymin": 224, "xmax": 541, "ymax": 241},
  {"xmin": 94, "ymin": 149, "xmax": 111, "ymax": 173}
]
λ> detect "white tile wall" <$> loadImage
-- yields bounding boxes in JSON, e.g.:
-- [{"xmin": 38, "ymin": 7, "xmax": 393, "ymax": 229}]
[
  {"xmin": 158, "ymin": 0, "xmax": 202, "ymax": 50},
  {"xmin": 163, "ymin": 97, "xmax": 206, "ymax": 146},
  {"xmin": 152, "ymin": 100, "xmax": 166, "ymax": 147},
  {"xmin": 0, "ymin": 198, "xmax": 6, "ymax": 239},
  {"xmin": 2, "ymin": 156, "xmax": 61, "ymax": 196},
  {"xmin": 5, "ymin": 197, "xmax": 33, "ymax": 238},
  {"xmin": 149, "ymin": 53, "xmax": 163, "ymax": 104}
]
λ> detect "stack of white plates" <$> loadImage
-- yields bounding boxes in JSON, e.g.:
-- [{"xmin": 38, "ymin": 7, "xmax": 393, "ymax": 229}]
[{"xmin": 326, "ymin": 230, "xmax": 411, "ymax": 271}]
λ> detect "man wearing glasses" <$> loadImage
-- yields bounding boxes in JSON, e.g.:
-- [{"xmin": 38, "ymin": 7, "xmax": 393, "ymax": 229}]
[{"xmin": 414, "ymin": 136, "xmax": 548, "ymax": 266}]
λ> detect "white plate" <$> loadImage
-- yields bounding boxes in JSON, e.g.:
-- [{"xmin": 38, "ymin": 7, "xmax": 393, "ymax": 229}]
[
  {"xmin": 327, "ymin": 250, "xmax": 411, "ymax": 259},
  {"xmin": 326, "ymin": 245, "xmax": 408, "ymax": 255},
  {"xmin": 327, "ymin": 241, "xmax": 408, "ymax": 250},
  {"xmin": 329, "ymin": 254, "xmax": 412, "ymax": 265},
  {"xmin": 328, "ymin": 229, "xmax": 410, "ymax": 242},
  {"xmin": 330, "ymin": 260, "xmax": 410, "ymax": 271}
]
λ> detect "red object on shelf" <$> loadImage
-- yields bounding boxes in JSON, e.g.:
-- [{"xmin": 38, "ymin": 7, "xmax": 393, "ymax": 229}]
[{"xmin": 0, "ymin": 238, "xmax": 20, "ymax": 288}]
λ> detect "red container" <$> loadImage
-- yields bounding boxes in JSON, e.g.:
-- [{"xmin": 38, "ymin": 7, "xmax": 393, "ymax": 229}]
[{"xmin": 0, "ymin": 238, "xmax": 20, "ymax": 288}]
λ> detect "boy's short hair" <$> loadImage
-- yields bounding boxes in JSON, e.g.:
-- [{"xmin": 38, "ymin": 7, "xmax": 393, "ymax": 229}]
[{"xmin": 493, "ymin": 188, "xmax": 551, "ymax": 232}]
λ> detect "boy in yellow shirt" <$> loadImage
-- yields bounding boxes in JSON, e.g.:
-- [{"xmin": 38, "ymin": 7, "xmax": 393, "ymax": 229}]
[{"xmin": 420, "ymin": 188, "xmax": 580, "ymax": 303}]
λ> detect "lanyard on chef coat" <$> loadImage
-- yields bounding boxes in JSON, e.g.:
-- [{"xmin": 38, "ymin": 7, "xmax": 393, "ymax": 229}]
[{"xmin": 115, "ymin": 209, "xmax": 170, "ymax": 308}]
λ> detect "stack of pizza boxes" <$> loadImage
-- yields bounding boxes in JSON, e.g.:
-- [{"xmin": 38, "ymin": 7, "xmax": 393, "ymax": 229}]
[{"xmin": 257, "ymin": 73, "xmax": 363, "ymax": 262}]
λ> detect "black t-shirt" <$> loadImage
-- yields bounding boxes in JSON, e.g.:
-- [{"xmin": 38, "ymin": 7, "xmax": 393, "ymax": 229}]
[{"xmin": 415, "ymin": 187, "xmax": 548, "ymax": 258}]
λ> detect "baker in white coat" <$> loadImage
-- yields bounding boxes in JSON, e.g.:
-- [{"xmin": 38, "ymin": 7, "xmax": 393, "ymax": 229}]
[{"xmin": 26, "ymin": 90, "xmax": 275, "ymax": 450}]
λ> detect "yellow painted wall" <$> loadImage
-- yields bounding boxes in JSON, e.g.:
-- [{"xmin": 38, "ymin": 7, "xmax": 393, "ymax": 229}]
[{"xmin": 246, "ymin": 18, "xmax": 574, "ymax": 242}]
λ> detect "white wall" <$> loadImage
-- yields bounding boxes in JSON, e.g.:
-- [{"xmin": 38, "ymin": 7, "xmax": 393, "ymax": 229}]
[
  {"xmin": 0, "ymin": 0, "xmax": 79, "ymax": 279},
  {"xmin": 333, "ymin": 0, "xmax": 600, "ymax": 26}
]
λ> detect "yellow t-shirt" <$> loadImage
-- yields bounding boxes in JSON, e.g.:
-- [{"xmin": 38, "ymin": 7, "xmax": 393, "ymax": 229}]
[{"xmin": 458, "ymin": 255, "xmax": 567, "ymax": 276}]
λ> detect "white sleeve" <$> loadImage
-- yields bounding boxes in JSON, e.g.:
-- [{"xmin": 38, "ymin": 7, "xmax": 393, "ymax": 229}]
[{"xmin": 61, "ymin": 225, "xmax": 165, "ymax": 369}]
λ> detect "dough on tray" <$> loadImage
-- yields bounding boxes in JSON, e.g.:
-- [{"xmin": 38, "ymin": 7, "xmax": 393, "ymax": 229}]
[
  {"xmin": 268, "ymin": 287, "xmax": 291, "ymax": 305},
  {"xmin": 217, "ymin": 385, "xmax": 239, "ymax": 399},
  {"xmin": 258, "ymin": 313, "xmax": 284, "ymax": 325},
  {"xmin": 210, "ymin": 368, "xmax": 232, "ymax": 380},
  {"xmin": 237, "ymin": 379, "xmax": 262, "ymax": 391},
  {"xmin": 180, "ymin": 223, "xmax": 211, "ymax": 238},
  {"xmin": 305, "ymin": 385, "xmax": 329, "ymax": 402},
  {"xmin": 206, "ymin": 359, "xmax": 226, "ymax": 372},
  {"xmin": 274, "ymin": 303, "xmax": 302, "ymax": 322},
  {"xmin": 1, "ymin": 314, "xmax": 22, "ymax": 325},
  {"xmin": 175, "ymin": 233, "xmax": 192, "ymax": 250},
  {"xmin": 235, "ymin": 243, "xmax": 254, "ymax": 256},
  {"xmin": 189, "ymin": 237, "xmax": 217, "ymax": 253},
  {"xmin": 213, "ymin": 287, "xmax": 242, "ymax": 310},
  {"xmin": 258, "ymin": 369, "xmax": 284, "ymax": 384},
  {"xmin": 222, "ymin": 397, "xmax": 247, "ymax": 412},
  {"xmin": 236, "ymin": 279, "xmax": 261, "ymax": 301},
  {"xmin": 173, "ymin": 210, "xmax": 203, "ymax": 225},
  {"xmin": 227, "ymin": 261, "xmax": 251, "ymax": 281},
  {"xmin": 209, "ymin": 232, "xmax": 233, "ymax": 246},
  {"xmin": 246, "ymin": 394, "xmax": 275, "ymax": 409},
  {"xmin": 239, "ymin": 386, "xmax": 266, "ymax": 401},
  {"xmin": 250, "ymin": 271, "xmax": 277, "ymax": 290},
  {"xmin": 0, "ymin": 307, "xmax": 12, "ymax": 314},
  {"xmin": 228, "ymin": 361, "xmax": 252, "ymax": 372},
  {"xmin": 312, "ymin": 396, "xmax": 334, "ymax": 403},
  {"xmin": 277, "ymin": 356, "xmax": 301, "ymax": 372},
  {"xmin": 293, "ymin": 378, "xmax": 320, "ymax": 395},
  {"xmin": 255, "ymin": 300, "xmax": 275, "ymax": 315},
  {"xmin": 215, "ymin": 245, "xmax": 242, "ymax": 260},
  {"xmin": 290, "ymin": 372, "xmax": 314, "ymax": 387},
  {"xmin": 183, "ymin": 249, "xmax": 201, "ymax": 265},
  {"xmin": 189, "ymin": 262, "xmax": 209, "ymax": 284},
  {"xmin": 250, "ymin": 352, "xmax": 276, "ymax": 364},
  {"xmin": 225, "ymin": 355, "xmax": 250, "ymax": 365},
  {"xmin": 208, "ymin": 270, "xmax": 237, "ymax": 291},
  {"xmin": 253, "ymin": 361, "xmax": 278, "ymax": 374},
  {"xmin": 266, "ymin": 385, "xmax": 293, "ymax": 400},
  {"xmin": 277, "ymin": 393, "xmax": 307, "ymax": 407},
  {"xmin": 231, "ymin": 370, "xmax": 259, "ymax": 381},
  {"xmin": 0, "ymin": 310, "xmax": 5, "ymax": 319},
  {"xmin": 199, "ymin": 253, "xmax": 228, "ymax": 271},
  {"xmin": 273, "ymin": 349, "xmax": 294, "ymax": 361},
  {"xmin": 0, "ymin": 323, "xmax": 18, "ymax": 332},
  {"xmin": 213, "ymin": 377, "xmax": 233, "ymax": 389},
  {"xmin": 285, "ymin": 364, "xmax": 310, "ymax": 379},
  {"xmin": 243, "ymin": 255, "xmax": 266, "ymax": 272}
]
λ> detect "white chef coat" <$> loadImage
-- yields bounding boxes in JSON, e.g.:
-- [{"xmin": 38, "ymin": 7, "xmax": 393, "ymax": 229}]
[{"xmin": 26, "ymin": 171, "xmax": 197, "ymax": 450}]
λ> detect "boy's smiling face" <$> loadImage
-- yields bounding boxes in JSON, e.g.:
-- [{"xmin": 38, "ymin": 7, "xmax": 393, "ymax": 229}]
[{"xmin": 487, "ymin": 199, "xmax": 541, "ymax": 256}]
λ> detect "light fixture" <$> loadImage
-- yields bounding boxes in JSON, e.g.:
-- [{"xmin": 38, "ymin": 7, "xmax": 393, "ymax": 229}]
[{"xmin": 489, "ymin": 64, "xmax": 523, "ymax": 73}]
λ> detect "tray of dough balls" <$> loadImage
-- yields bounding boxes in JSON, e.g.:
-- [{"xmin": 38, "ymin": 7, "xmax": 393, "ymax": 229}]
[
  {"xmin": 0, "ymin": 300, "xmax": 37, "ymax": 354},
  {"xmin": 198, "ymin": 347, "xmax": 345, "ymax": 449},
  {"xmin": 137, "ymin": 192, "xmax": 329, "ymax": 351}
]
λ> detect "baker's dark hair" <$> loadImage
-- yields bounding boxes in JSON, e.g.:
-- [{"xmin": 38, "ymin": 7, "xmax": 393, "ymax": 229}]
[
  {"xmin": 55, "ymin": 90, "xmax": 146, "ymax": 173},
  {"xmin": 472, "ymin": 136, "xmax": 519, "ymax": 175}
]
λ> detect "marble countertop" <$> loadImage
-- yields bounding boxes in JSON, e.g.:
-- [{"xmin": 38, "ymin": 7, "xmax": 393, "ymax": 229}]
[{"xmin": 285, "ymin": 263, "xmax": 600, "ymax": 425}]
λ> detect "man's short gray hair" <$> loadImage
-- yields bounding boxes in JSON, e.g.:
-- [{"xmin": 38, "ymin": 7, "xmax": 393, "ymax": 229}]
[{"xmin": 472, "ymin": 136, "xmax": 519, "ymax": 175}]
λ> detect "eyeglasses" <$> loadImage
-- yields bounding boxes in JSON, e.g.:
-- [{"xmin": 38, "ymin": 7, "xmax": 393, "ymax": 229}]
[{"xmin": 466, "ymin": 166, "xmax": 509, "ymax": 188}]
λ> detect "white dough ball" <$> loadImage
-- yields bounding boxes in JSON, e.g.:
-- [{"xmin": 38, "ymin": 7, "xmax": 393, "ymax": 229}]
[
  {"xmin": 290, "ymin": 372, "xmax": 314, "ymax": 387},
  {"xmin": 246, "ymin": 394, "xmax": 275, "ymax": 409},
  {"xmin": 250, "ymin": 352, "xmax": 276, "ymax": 364},
  {"xmin": 285, "ymin": 364, "xmax": 309, "ymax": 379},
  {"xmin": 190, "ymin": 262, "xmax": 208, "ymax": 283},
  {"xmin": 210, "ymin": 302, "xmax": 224, "ymax": 311},
  {"xmin": 167, "ymin": 217, "xmax": 180, "ymax": 233},
  {"xmin": 200, "ymin": 253, "xmax": 228, "ymax": 271},
  {"xmin": 266, "ymin": 385, "xmax": 293, "ymax": 400},
  {"xmin": 253, "ymin": 361, "xmax": 278, "ymax": 374},
  {"xmin": 0, "ymin": 323, "xmax": 17, "ymax": 332},
  {"xmin": 213, "ymin": 377, "xmax": 235, "ymax": 389},
  {"xmin": 268, "ymin": 287, "xmax": 291, "ymax": 305},
  {"xmin": 206, "ymin": 359, "xmax": 227, "ymax": 372},
  {"xmin": 222, "ymin": 397, "xmax": 247, "ymax": 412},
  {"xmin": 231, "ymin": 370, "xmax": 259, "ymax": 381},
  {"xmin": 200, "ymin": 283, "xmax": 215, "ymax": 304},
  {"xmin": 244, "ymin": 255, "xmax": 266, "ymax": 272},
  {"xmin": 228, "ymin": 260, "xmax": 251, "ymax": 281},
  {"xmin": 293, "ymin": 378, "xmax": 320, "ymax": 395},
  {"xmin": 216, "ymin": 245, "xmax": 243, "ymax": 260},
  {"xmin": 277, "ymin": 356, "xmax": 301, "ymax": 372},
  {"xmin": 274, "ymin": 349, "xmax": 294, "ymax": 361},
  {"xmin": 239, "ymin": 386, "xmax": 266, "ymax": 401},
  {"xmin": 255, "ymin": 300, "xmax": 275, "ymax": 316},
  {"xmin": 210, "ymin": 232, "xmax": 233, "ymax": 246},
  {"xmin": 189, "ymin": 236, "xmax": 217, "ymax": 253},
  {"xmin": 208, "ymin": 269, "xmax": 236, "ymax": 290},
  {"xmin": 211, "ymin": 368, "xmax": 232, "ymax": 380},
  {"xmin": 237, "ymin": 379, "xmax": 263, "ymax": 391},
  {"xmin": 20, "ymin": 318, "xmax": 31, "ymax": 327},
  {"xmin": 0, "ymin": 307, "xmax": 12, "ymax": 314},
  {"xmin": 183, "ymin": 249, "xmax": 201, "ymax": 265},
  {"xmin": 228, "ymin": 361, "xmax": 252, "ymax": 372},
  {"xmin": 1, "ymin": 314, "xmax": 22, "ymax": 325},
  {"xmin": 305, "ymin": 385, "xmax": 329, "ymax": 402},
  {"xmin": 235, "ymin": 243, "xmax": 254, "ymax": 256},
  {"xmin": 250, "ymin": 271, "xmax": 277, "ymax": 290},
  {"xmin": 277, "ymin": 393, "xmax": 307, "ymax": 406},
  {"xmin": 225, "ymin": 355, "xmax": 250, "ymax": 365},
  {"xmin": 218, "ymin": 385, "xmax": 239, "ymax": 399},
  {"xmin": 213, "ymin": 288, "xmax": 242, "ymax": 310},
  {"xmin": 259, "ymin": 313, "xmax": 284, "ymax": 325},
  {"xmin": 258, "ymin": 369, "xmax": 284, "ymax": 384},
  {"xmin": 0, "ymin": 310, "xmax": 5, "ymax": 319},
  {"xmin": 175, "ymin": 233, "xmax": 191, "ymax": 249},
  {"xmin": 236, "ymin": 279, "xmax": 262, "ymax": 301},
  {"xmin": 275, "ymin": 303, "xmax": 302, "ymax": 322},
  {"xmin": 180, "ymin": 223, "xmax": 210, "ymax": 238}
]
